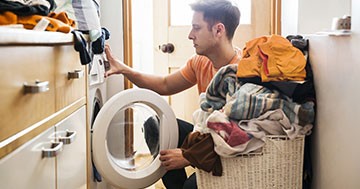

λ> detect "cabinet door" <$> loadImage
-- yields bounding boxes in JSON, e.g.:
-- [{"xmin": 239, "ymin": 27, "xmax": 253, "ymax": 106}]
[
  {"xmin": 0, "ymin": 127, "xmax": 58, "ymax": 189},
  {"xmin": 0, "ymin": 46, "xmax": 56, "ymax": 142},
  {"xmin": 55, "ymin": 45, "xmax": 86, "ymax": 111},
  {"xmin": 55, "ymin": 106, "xmax": 87, "ymax": 189}
]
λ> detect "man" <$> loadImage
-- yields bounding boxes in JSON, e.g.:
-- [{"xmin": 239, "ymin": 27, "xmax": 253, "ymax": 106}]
[{"xmin": 104, "ymin": 0, "xmax": 241, "ymax": 188}]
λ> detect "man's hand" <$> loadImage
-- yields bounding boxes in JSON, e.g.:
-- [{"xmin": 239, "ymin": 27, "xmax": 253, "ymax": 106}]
[
  {"xmin": 104, "ymin": 44, "xmax": 129, "ymax": 78},
  {"xmin": 159, "ymin": 148, "xmax": 190, "ymax": 170}
]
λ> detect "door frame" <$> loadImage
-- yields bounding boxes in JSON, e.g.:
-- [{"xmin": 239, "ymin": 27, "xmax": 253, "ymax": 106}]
[
  {"xmin": 122, "ymin": 0, "xmax": 133, "ymax": 90},
  {"xmin": 121, "ymin": 0, "xmax": 135, "ymax": 161},
  {"xmin": 271, "ymin": 0, "xmax": 282, "ymax": 34}
]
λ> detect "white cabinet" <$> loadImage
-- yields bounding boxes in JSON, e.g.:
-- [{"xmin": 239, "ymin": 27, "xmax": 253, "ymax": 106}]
[
  {"xmin": 0, "ymin": 106, "xmax": 86, "ymax": 189},
  {"xmin": 0, "ymin": 126, "xmax": 57, "ymax": 189},
  {"xmin": 56, "ymin": 107, "xmax": 87, "ymax": 189},
  {"xmin": 308, "ymin": 34, "xmax": 360, "ymax": 189}
]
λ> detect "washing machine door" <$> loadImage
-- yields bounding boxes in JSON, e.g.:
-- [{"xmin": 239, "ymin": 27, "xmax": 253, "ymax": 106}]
[{"xmin": 92, "ymin": 88, "xmax": 178, "ymax": 189}]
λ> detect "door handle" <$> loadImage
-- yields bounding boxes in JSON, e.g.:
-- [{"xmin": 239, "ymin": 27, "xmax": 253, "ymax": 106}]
[
  {"xmin": 68, "ymin": 69, "xmax": 84, "ymax": 79},
  {"xmin": 42, "ymin": 141, "xmax": 63, "ymax": 158},
  {"xmin": 159, "ymin": 43, "xmax": 175, "ymax": 53},
  {"xmin": 58, "ymin": 130, "xmax": 77, "ymax": 144},
  {"xmin": 23, "ymin": 80, "xmax": 49, "ymax": 94}
]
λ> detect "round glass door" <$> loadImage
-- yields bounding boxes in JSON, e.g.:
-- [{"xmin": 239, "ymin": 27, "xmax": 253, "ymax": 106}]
[{"xmin": 92, "ymin": 88, "xmax": 178, "ymax": 189}]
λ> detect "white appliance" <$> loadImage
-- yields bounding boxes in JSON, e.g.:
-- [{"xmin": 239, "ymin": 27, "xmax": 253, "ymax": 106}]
[
  {"xmin": 87, "ymin": 55, "xmax": 178, "ymax": 189},
  {"xmin": 88, "ymin": 55, "xmax": 178, "ymax": 189},
  {"xmin": 93, "ymin": 1, "xmax": 178, "ymax": 187},
  {"xmin": 91, "ymin": 88, "xmax": 178, "ymax": 189},
  {"xmin": 88, "ymin": 54, "xmax": 112, "ymax": 189}
]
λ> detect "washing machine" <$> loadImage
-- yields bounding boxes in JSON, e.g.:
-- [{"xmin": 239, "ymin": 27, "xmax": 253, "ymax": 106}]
[
  {"xmin": 88, "ymin": 55, "xmax": 178, "ymax": 189},
  {"xmin": 88, "ymin": 54, "xmax": 112, "ymax": 189}
]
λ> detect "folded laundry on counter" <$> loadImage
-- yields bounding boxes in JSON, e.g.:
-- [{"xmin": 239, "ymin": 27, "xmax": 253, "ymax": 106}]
[
  {"xmin": 0, "ymin": 11, "xmax": 76, "ymax": 33},
  {"xmin": 0, "ymin": 0, "xmax": 56, "ymax": 16}
]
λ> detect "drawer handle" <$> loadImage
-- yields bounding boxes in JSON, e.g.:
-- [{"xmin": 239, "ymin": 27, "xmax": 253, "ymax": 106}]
[
  {"xmin": 68, "ymin": 69, "xmax": 84, "ymax": 79},
  {"xmin": 42, "ymin": 141, "xmax": 63, "ymax": 158},
  {"xmin": 59, "ymin": 130, "xmax": 77, "ymax": 145},
  {"xmin": 23, "ymin": 80, "xmax": 49, "ymax": 94}
]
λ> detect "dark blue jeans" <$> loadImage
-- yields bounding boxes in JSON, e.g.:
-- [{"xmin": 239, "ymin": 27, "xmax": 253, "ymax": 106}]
[{"xmin": 161, "ymin": 119, "xmax": 197, "ymax": 189}]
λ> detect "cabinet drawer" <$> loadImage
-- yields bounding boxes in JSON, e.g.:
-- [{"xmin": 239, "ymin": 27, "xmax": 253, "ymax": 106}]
[
  {"xmin": 54, "ymin": 45, "xmax": 86, "ymax": 111},
  {"xmin": 0, "ymin": 46, "xmax": 56, "ymax": 142}
]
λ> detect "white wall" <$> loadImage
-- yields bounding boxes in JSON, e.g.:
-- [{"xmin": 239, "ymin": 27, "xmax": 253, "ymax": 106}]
[
  {"xmin": 132, "ymin": 0, "xmax": 154, "ymax": 74},
  {"xmin": 282, "ymin": 0, "xmax": 351, "ymax": 36},
  {"xmin": 307, "ymin": 0, "xmax": 360, "ymax": 188},
  {"xmin": 281, "ymin": 0, "xmax": 299, "ymax": 36}
]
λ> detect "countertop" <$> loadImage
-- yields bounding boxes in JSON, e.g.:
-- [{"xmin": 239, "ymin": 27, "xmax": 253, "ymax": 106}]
[{"xmin": 0, "ymin": 26, "xmax": 74, "ymax": 45}]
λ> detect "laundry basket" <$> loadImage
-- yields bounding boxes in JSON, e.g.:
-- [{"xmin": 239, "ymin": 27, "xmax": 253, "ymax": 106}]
[{"xmin": 196, "ymin": 135, "xmax": 305, "ymax": 189}]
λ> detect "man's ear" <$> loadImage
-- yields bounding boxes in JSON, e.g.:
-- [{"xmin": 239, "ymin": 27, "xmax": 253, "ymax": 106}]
[{"xmin": 213, "ymin": 23, "xmax": 226, "ymax": 37}]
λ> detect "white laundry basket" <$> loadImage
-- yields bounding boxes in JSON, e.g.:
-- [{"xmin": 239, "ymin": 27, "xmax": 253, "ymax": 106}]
[{"xmin": 196, "ymin": 135, "xmax": 305, "ymax": 189}]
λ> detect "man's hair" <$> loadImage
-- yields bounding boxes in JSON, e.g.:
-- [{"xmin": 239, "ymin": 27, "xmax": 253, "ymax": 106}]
[{"xmin": 190, "ymin": 0, "xmax": 241, "ymax": 40}]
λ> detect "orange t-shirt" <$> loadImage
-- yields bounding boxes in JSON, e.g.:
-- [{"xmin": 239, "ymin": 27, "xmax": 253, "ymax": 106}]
[{"xmin": 180, "ymin": 48, "xmax": 242, "ymax": 94}]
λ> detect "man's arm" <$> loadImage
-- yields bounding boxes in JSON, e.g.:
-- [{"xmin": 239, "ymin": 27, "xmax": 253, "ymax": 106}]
[{"xmin": 104, "ymin": 44, "xmax": 194, "ymax": 95}]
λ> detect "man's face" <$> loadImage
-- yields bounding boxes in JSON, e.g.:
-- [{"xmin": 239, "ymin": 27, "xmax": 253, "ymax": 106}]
[{"xmin": 188, "ymin": 11, "xmax": 217, "ymax": 56}]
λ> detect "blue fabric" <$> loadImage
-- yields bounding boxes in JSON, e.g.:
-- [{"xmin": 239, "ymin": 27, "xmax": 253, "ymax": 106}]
[
  {"xmin": 162, "ymin": 119, "xmax": 194, "ymax": 189},
  {"xmin": 72, "ymin": 30, "xmax": 92, "ymax": 65},
  {"xmin": 92, "ymin": 27, "xmax": 110, "ymax": 54}
]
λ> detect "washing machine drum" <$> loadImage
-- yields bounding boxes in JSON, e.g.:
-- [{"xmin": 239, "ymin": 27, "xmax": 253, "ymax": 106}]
[{"xmin": 92, "ymin": 88, "xmax": 178, "ymax": 189}]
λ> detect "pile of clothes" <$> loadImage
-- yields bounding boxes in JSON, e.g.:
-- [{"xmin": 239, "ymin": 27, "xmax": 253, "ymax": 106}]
[
  {"xmin": 181, "ymin": 34, "xmax": 316, "ymax": 176},
  {"xmin": 0, "ymin": 0, "xmax": 110, "ymax": 65},
  {"xmin": 0, "ymin": 0, "xmax": 75, "ymax": 33}
]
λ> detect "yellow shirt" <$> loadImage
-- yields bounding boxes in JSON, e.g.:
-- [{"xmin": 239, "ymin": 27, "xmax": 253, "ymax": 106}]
[{"xmin": 237, "ymin": 35, "xmax": 306, "ymax": 82}]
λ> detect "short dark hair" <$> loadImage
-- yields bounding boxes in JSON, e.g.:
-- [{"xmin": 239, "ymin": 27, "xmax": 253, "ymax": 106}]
[{"xmin": 190, "ymin": 0, "xmax": 241, "ymax": 40}]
